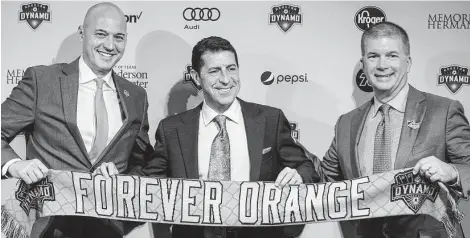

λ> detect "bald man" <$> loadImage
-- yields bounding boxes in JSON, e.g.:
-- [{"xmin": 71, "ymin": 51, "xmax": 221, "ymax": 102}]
[{"xmin": 1, "ymin": 2, "xmax": 153, "ymax": 237}]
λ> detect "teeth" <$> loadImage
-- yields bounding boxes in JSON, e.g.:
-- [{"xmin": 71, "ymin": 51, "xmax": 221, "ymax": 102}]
[{"xmin": 99, "ymin": 52, "xmax": 112, "ymax": 57}]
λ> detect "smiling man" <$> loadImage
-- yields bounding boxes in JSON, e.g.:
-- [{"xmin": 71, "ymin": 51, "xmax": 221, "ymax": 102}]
[
  {"xmin": 1, "ymin": 2, "xmax": 153, "ymax": 237},
  {"xmin": 139, "ymin": 36, "xmax": 319, "ymax": 238},
  {"xmin": 317, "ymin": 21, "xmax": 470, "ymax": 238}
]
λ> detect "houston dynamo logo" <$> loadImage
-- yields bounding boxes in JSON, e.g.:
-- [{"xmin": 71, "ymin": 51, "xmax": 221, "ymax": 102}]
[
  {"xmin": 15, "ymin": 177, "xmax": 55, "ymax": 215},
  {"xmin": 391, "ymin": 170, "xmax": 439, "ymax": 214},
  {"xmin": 183, "ymin": 65, "xmax": 202, "ymax": 91},
  {"xmin": 19, "ymin": 2, "xmax": 51, "ymax": 30},
  {"xmin": 438, "ymin": 65, "xmax": 469, "ymax": 94},
  {"xmin": 269, "ymin": 4, "xmax": 302, "ymax": 33}
]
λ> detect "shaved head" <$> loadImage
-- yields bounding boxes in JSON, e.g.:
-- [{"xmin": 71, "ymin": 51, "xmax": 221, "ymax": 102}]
[
  {"xmin": 78, "ymin": 2, "xmax": 127, "ymax": 78},
  {"xmin": 83, "ymin": 2, "xmax": 126, "ymax": 31}
]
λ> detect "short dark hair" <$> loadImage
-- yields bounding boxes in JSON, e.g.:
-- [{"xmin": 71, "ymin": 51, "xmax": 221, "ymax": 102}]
[
  {"xmin": 191, "ymin": 36, "xmax": 239, "ymax": 74},
  {"xmin": 361, "ymin": 21, "xmax": 410, "ymax": 56}
]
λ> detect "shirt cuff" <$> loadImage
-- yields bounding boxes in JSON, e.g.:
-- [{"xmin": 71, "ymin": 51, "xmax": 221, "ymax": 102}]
[
  {"xmin": 448, "ymin": 164, "xmax": 461, "ymax": 187},
  {"xmin": 2, "ymin": 158, "xmax": 22, "ymax": 177}
]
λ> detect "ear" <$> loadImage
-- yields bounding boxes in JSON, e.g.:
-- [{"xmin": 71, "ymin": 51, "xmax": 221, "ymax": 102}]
[
  {"xmin": 190, "ymin": 69, "xmax": 202, "ymax": 89},
  {"xmin": 77, "ymin": 25, "xmax": 84, "ymax": 42},
  {"xmin": 359, "ymin": 57, "xmax": 364, "ymax": 69},
  {"xmin": 406, "ymin": 56, "xmax": 412, "ymax": 73}
]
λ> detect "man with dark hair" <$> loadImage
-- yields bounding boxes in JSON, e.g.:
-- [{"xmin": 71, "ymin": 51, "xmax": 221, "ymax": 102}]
[
  {"xmin": 318, "ymin": 21, "xmax": 470, "ymax": 238},
  {"xmin": 141, "ymin": 36, "xmax": 319, "ymax": 238},
  {"xmin": 1, "ymin": 2, "xmax": 153, "ymax": 237}
]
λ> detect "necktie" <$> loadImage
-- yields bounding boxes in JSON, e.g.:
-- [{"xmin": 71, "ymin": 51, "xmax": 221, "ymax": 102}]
[
  {"xmin": 373, "ymin": 104, "xmax": 391, "ymax": 174},
  {"xmin": 208, "ymin": 115, "xmax": 231, "ymax": 180},
  {"xmin": 206, "ymin": 115, "xmax": 231, "ymax": 238},
  {"xmin": 88, "ymin": 78, "xmax": 108, "ymax": 164}
]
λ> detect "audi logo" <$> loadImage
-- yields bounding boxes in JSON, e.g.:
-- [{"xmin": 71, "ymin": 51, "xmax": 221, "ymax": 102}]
[{"xmin": 183, "ymin": 8, "xmax": 220, "ymax": 21}]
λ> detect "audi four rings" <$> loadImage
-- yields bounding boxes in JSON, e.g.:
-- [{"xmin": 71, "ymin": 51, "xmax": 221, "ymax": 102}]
[{"xmin": 183, "ymin": 8, "xmax": 220, "ymax": 21}]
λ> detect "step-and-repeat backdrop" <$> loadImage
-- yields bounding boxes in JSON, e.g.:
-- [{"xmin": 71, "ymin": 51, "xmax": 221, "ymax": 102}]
[{"xmin": 1, "ymin": 1, "xmax": 469, "ymax": 237}]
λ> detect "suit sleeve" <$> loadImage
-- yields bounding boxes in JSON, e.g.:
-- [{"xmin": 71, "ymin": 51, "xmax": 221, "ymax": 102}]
[
  {"xmin": 1, "ymin": 67, "xmax": 37, "ymax": 169},
  {"xmin": 320, "ymin": 115, "xmax": 346, "ymax": 182},
  {"xmin": 276, "ymin": 109, "xmax": 319, "ymax": 183},
  {"xmin": 445, "ymin": 100, "xmax": 470, "ymax": 198},
  {"xmin": 138, "ymin": 120, "xmax": 169, "ymax": 178},
  {"xmin": 127, "ymin": 91, "xmax": 154, "ymax": 175}
]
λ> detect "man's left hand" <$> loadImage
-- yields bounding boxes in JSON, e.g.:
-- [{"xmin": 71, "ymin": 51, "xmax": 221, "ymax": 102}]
[
  {"xmin": 275, "ymin": 167, "xmax": 303, "ymax": 188},
  {"xmin": 413, "ymin": 156, "xmax": 458, "ymax": 183},
  {"xmin": 93, "ymin": 162, "xmax": 118, "ymax": 179}
]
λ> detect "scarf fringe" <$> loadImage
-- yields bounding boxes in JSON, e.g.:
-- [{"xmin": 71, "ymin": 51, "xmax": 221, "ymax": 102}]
[{"xmin": 1, "ymin": 206, "xmax": 29, "ymax": 238}]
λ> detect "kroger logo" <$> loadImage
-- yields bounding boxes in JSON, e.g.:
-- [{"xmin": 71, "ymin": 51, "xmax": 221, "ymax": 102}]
[{"xmin": 354, "ymin": 6, "xmax": 386, "ymax": 31}]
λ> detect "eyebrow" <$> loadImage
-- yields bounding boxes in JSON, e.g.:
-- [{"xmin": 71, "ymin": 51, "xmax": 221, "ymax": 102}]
[
  {"xmin": 367, "ymin": 50, "xmax": 400, "ymax": 55},
  {"xmin": 208, "ymin": 64, "xmax": 237, "ymax": 70},
  {"xmin": 94, "ymin": 29, "xmax": 127, "ymax": 36}
]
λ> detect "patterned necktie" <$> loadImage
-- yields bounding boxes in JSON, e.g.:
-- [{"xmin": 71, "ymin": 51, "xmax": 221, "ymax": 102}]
[
  {"xmin": 205, "ymin": 115, "xmax": 231, "ymax": 238},
  {"xmin": 373, "ymin": 104, "xmax": 391, "ymax": 174},
  {"xmin": 208, "ymin": 115, "xmax": 231, "ymax": 181},
  {"xmin": 88, "ymin": 78, "xmax": 108, "ymax": 164}
]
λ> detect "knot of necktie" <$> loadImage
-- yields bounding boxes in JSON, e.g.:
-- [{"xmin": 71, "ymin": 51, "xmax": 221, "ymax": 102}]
[
  {"xmin": 379, "ymin": 104, "xmax": 391, "ymax": 117},
  {"xmin": 95, "ymin": 78, "xmax": 105, "ymax": 90},
  {"xmin": 214, "ymin": 115, "xmax": 227, "ymax": 129}
]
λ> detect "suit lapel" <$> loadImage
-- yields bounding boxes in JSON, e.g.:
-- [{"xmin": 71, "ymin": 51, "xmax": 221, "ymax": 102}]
[
  {"xmin": 239, "ymin": 100, "xmax": 265, "ymax": 181},
  {"xmin": 178, "ymin": 106, "xmax": 201, "ymax": 179},
  {"xmin": 350, "ymin": 100, "xmax": 372, "ymax": 177},
  {"xmin": 395, "ymin": 86, "xmax": 427, "ymax": 169},
  {"xmin": 60, "ymin": 58, "xmax": 91, "ymax": 168},
  {"xmin": 93, "ymin": 73, "xmax": 131, "ymax": 165}
]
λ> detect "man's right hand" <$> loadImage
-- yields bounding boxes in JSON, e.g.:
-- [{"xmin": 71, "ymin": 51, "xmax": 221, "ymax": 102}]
[{"xmin": 7, "ymin": 159, "xmax": 49, "ymax": 184}]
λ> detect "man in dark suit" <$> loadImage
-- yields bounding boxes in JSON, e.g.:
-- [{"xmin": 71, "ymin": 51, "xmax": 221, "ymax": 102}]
[
  {"xmin": 1, "ymin": 2, "xmax": 152, "ymax": 238},
  {"xmin": 318, "ymin": 22, "xmax": 470, "ymax": 238},
  {"xmin": 140, "ymin": 36, "xmax": 319, "ymax": 238}
]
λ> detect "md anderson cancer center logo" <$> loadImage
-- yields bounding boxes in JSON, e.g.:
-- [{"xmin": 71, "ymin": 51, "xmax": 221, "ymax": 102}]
[
  {"xmin": 391, "ymin": 169, "xmax": 439, "ymax": 214},
  {"xmin": 19, "ymin": 2, "xmax": 51, "ymax": 30}
]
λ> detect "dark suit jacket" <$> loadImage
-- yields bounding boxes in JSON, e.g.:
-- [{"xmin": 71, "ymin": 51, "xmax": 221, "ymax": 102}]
[
  {"xmin": 141, "ymin": 99, "xmax": 319, "ymax": 238},
  {"xmin": 320, "ymin": 85, "xmax": 470, "ymax": 238},
  {"xmin": 1, "ymin": 58, "xmax": 153, "ymax": 238}
]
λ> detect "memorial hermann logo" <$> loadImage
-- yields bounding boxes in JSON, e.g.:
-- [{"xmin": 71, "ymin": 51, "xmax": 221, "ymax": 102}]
[
  {"xmin": 15, "ymin": 177, "xmax": 55, "ymax": 215},
  {"xmin": 391, "ymin": 169, "xmax": 439, "ymax": 214}
]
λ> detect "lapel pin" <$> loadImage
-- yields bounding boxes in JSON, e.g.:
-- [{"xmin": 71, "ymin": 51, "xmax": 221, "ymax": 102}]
[
  {"xmin": 407, "ymin": 120, "xmax": 420, "ymax": 130},
  {"xmin": 124, "ymin": 90, "xmax": 130, "ymax": 97}
]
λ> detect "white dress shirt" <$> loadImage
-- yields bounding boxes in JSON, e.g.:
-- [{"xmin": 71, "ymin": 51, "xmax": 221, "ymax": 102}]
[
  {"xmin": 77, "ymin": 56, "xmax": 122, "ymax": 155},
  {"xmin": 198, "ymin": 99, "xmax": 250, "ymax": 181},
  {"xmin": 2, "ymin": 57, "xmax": 123, "ymax": 176}
]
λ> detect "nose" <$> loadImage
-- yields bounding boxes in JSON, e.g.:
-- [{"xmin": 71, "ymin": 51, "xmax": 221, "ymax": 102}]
[
  {"xmin": 219, "ymin": 69, "xmax": 230, "ymax": 84},
  {"xmin": 377, "ymin": 56, "xmax": 389, "ymax": 70},
  {"xmin": 103, "ymin": 35, "xmax": 115, "ymax": 51}
]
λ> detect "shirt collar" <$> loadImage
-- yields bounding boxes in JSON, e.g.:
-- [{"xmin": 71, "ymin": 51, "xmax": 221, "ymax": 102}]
[
  {"xmin": 79, "ymin": 56, "xmax": 115, "ymax": 91},
  {"xmin": 372, "ymin": 83, "xmax": 409, "ymax": 117},
  {"xmin": 201, "ymin": 99, "xmax": 242, "ymax": 127}
]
